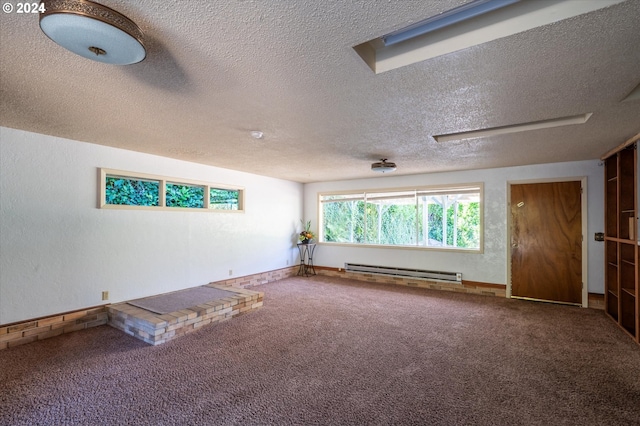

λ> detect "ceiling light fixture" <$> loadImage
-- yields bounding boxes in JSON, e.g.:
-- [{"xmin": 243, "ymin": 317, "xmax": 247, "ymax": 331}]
[
  {"xmin": 39, "ymin": 0, "xmax": 146, "ymax": 65},
  {"xmin": 250, "ymin": 131, "xmax": 264, "ymax": 139},
  {"xmin": 433, "ymin": 113, "xmax": 593, "ymax": 143},
  {"xmin": 371, "ymin": 159, "xmax": 397, "ymax": 173}
]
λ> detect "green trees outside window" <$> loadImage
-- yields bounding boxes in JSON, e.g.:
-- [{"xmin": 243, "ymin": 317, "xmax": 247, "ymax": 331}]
[
  {"xmin": 320, "ymin": 186, "xmax": 481, "ymax": 250},
  {"xmin": 425, "ymin": 198, "xmax": 480, "ymax": 248},
  {"xmin": 102, "ymin": 170, "xmax": 242, "ymax": 211},
  {"xmin": 105, "ymin": 177, "xmax": 159, "ymax": 206},
  {"xmin": 210, "ymin": 188, "xmax": 239, "ymax": 210},
  {"xmin": 166, "ymin": 183, "xmax": 204, "ymax": 208}
]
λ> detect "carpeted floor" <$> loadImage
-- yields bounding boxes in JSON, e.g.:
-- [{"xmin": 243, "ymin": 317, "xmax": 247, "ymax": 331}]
[{"xmin": 1, "ymin": 276, "xmax": 639, "ymax": 425}]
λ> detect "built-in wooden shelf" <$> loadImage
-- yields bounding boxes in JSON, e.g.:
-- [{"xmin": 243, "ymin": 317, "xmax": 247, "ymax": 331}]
[{"xmin": 604, "ymin": 141, "xmax": 639, "ymax": 345}]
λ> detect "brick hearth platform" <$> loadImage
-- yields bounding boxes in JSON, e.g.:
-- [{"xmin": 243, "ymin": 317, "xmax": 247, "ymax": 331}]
[{"xmin": 107, "ymin": 284, "xmax": 264, "ymax": 346}]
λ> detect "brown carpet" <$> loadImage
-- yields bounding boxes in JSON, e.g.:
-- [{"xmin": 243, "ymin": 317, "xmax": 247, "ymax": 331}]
[
  {"xmin": 127, "ymin": 286, "xmax": 239, "ymax": 314},
  {"xmin": 1, "ymin": 276, "xmax": 639, "ymax": 425}
]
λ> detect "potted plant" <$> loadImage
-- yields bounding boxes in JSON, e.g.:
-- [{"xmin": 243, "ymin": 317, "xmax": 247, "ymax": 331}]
[{"xmin": 299, "ymin": 220, "xmax": 315, "ymax": 243}]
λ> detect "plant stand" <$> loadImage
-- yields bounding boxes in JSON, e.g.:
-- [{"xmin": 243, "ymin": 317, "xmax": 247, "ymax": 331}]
[{"xmin": 296, "ymin": 243, "xmax": 316, "ymax": 277}]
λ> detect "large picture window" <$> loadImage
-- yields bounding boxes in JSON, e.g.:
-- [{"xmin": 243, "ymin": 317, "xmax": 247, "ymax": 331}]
[
  {"xmin": 320, "ymin": 184, "xmax": 482, "ymax": 251},
  {"xmin": 100, "ymin": 168, "xmax": 244, "ymax": 212}
]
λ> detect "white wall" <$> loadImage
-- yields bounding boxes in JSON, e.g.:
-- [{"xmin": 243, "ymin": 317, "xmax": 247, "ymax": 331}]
[
  {"xmin": 0, "ymin": 126, "xmax": 606, "ymax": 324},
  {"xmin": 0, "ymin": 127, "xmax": 303, "ymax": 324},
  {"xmin": 304, "ymin": 160, "xmax": 605, "ymax": 293}
]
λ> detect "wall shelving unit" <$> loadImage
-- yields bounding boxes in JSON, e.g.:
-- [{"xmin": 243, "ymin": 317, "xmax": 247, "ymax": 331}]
[{"xmin": 603, "ymin": 133, "xmax": 639, "ymax": 344}]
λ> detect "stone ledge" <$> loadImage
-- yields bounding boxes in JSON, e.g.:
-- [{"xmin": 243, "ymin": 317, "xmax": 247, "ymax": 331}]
[
  {"xmin": 0, "ymin": 309, "xmax": 108, "ymax": 350},
  {"xmin": 107, "ymin": 284, "xmax": 264, "ymax": 346},
  {"xmin": 213, "ymin": 266, "xmax": 297, "ymax": 288}
]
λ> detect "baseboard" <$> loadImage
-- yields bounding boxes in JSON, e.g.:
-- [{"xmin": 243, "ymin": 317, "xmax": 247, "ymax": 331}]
[
  {"xmin": 316, "ymin": 266, "xmax": 605, "ymax": 308},
  {"xmin": 211, "ymin": 266, "xmax": 298, "ymax": 288},
  {"xmin": 314, "ymin": 266, "xmax": 506, "ymax": 298},
  {"xmin": 588, "ymin": 293, "xmax": 605, "ymax": 310},
  {"xmin": 0, "ymin": 306, "xmax": 108, "ymax": 350}
]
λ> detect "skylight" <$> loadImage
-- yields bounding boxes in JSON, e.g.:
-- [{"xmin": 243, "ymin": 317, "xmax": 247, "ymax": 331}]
[
  {"xmin": 354, "ymin": 0, "xmax": 626, "ymax": 74},
  {"xmin": 382, "ymin": 0, "xmax": 519, "ymax": 47}
]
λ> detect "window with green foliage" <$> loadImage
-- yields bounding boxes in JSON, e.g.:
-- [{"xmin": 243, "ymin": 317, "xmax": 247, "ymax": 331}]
[
  {"xmin": 100, "ymin": 168, "xmax": 243, "ymax": 212},
  {"xmin": 320, "ymin": 185, "xmax": 482, "ymax": 251},
  {"xmin": 209, "ymin": 188, "xmax": 240, "ymax": 210},
  {"xmin": 166, "ymin": 183, "xmax": 204, "ymax": 208},
  {"xmin": 105, "ymin": 177, "xmax": 159, "ymax": 206}
]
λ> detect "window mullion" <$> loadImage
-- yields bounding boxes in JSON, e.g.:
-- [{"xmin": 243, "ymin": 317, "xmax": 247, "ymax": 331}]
[
  {"xmin": 378, "ymin": 203, "xmax": 382, "ymax": 245},
  {"xmin": 363, "ymin": 193, "xmax": 368, "ymax": 244},
  {"xmin": 453, "ymin": 198, "xmax": 458, "ymax": 247},
  {"xmin": 424, "ymin": 197, "xmax": 429, "ymax": 246},
  {"xmin": 159, "ymin": 179, "xmax": 166, "ymax": 207},
  {"xmin": 417, "ymin": 195, "xmax": 421, "ymax": 246},
  {"xmin": 413, "ymin": 190, "xmax": 418, "ymax": 246},
  {"xmin": 442, "ymin": 196, "xmax": 448, "ymax": 247},
  {"xmin": 204, "ymin": 185, "xmax": 210, "ymax": 209},
  {"xmin": 350, "ymin": 200, "xmax": 355, "ymax": 242}
]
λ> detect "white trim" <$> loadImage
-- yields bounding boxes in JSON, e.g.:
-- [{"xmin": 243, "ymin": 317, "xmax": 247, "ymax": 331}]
[{"xmin": 506, "ymin": 177, "xmax": 588, "ymax": 307}]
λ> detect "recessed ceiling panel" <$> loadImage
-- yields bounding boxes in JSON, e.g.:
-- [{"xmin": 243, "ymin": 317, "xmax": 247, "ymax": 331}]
[{"xmin": 355, "ymin": 0, "xmax": 627, "ymax": 74}]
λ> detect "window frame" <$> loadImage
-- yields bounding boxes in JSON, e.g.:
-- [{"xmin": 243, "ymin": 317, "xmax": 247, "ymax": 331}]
[
  {"xmin": 318, "ymin": 183, "xmax": 483, "ymax": 253},
  {"xmin": 99, "ymin": 168, "xmax": 244, "ymax": 212}
]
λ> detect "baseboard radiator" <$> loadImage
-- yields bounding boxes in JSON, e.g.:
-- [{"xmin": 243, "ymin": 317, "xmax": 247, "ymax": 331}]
[{"xmin": 344, "ymin": 263, "xmax": 462, "ymax": 283}]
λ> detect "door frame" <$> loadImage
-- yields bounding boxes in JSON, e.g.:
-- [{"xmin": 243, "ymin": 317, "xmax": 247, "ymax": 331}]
[{"xmin": 506, "ymin": 177, "xmax": 588, "ymax": 307}]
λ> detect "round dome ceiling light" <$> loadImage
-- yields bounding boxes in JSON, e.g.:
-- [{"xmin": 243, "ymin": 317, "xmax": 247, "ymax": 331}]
[
  {"xmin": 371, "ymin": 159, "xmax": 397, "ymax": 173},
  {"xmin": 39, "ymin": 0, "xmax": 146, "ymax": 65},
  {"xmin": 250, "ymin": 131, "xmax": 264, "ymax": 139}
]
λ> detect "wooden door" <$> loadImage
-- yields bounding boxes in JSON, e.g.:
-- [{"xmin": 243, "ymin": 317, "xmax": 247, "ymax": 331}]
[{"xmin": 511, "ymin": 181, "xmax": 582, "ymax": 305}]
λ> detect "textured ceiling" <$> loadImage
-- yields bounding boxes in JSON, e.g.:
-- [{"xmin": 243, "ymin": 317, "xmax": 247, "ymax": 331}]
[{"xmin": 1, "ymin": 0, "xmax": 639, "ymax": 183}]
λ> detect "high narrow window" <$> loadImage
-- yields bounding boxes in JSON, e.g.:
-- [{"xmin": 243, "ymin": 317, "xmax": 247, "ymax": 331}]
[
  {"xmin": 105, "ymin": 176, "xmax": 159, "ymax": 206},
  {"xmin": 100, "ymin": 168, "xmax": 244, "ymax": 212},
  {"xmin": 209, "ymin": 188, "xmax": 240, "ymax": 210},
  {"xmin": 166, "ymin": 182, "xmax": 205, "ymax": 208}
]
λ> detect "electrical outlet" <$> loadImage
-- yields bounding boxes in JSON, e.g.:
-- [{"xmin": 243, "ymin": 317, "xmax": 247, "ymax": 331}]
[
  {"xmin": 229, "ymin": 269, "xmax": 233, "ymax": 276},
  {"xmin": 102, "ymin": 291, "xmax": 109, "ymax": 301}
]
